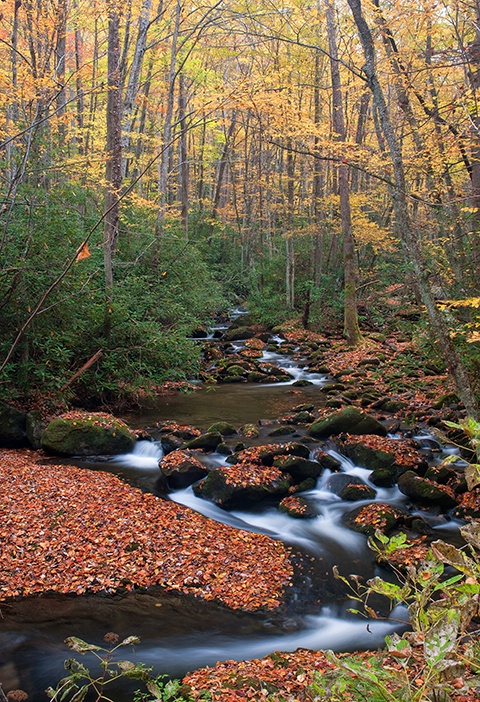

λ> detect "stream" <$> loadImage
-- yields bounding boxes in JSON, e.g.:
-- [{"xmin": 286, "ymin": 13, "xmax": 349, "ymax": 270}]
[{"xmin": 0, "ymin": 313, "xmax": 462, "ymax": 699}]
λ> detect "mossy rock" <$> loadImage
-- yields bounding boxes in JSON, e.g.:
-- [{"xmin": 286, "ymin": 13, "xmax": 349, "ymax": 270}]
[
  {"xmin": 223, "ymin": 326, "xmax": 257, "ymax": 341},
  {"xmin": 314, "ymin": 451, "xmax": 342, "ymax": 472},
  {"xmin": 292, "ymin": 403, "xmax": 315, "ymax": 412},
  {"xmin": 0, "ymin": 402, "xmax": 28, "ymax": 448},
  {"xmin": 193, "ymin": 465, "xmax": 291, "ymax": 507},
  {"xmin": 240, "ymin": 423, "xmax": 260, "ymax": 439},
  {"xmin": 221, "ymin": 376, "xmax": 246, "ymax": 384},
  {"xmin": 379, "ymin": 399, "xmax": 408, "ymax": 413},
  {"xmin": 308, "ymin": 406, "xmax": 387, "ymax": 439},
  {"xmin": 292, "ymin": 379, "xmax": 313, "ymax": 387},
  {"xmin": 248, "ymin": 372, "xmax": 270, "ymax": 383},
  {"xmin": 288, "ymin": 411, "xmax": 316, "ymax": 424},
  {"xmin": 268, "ymin": 425, "xmax": 295, "ymax": 437},
  {"xmin": 324, "ymin": 383, "xmax": 346, "ymax": 393},
  {"xmin": 26, "ymin": 410, "xmax": 48, "ymax": 449},
  {"xmin": 368, "ymin": 333, "xmax": 386, "ymax": 343},
  {"xmin": 182, "ymin": 431, "xmax": 223, "ymax": 451},
  {"xmin": 326, "ymin": 398, "xmax": 344, "ymax": 409},
  {"xmin": 432, "ymin": 393, "xmax": 460, "ymax": 410},
  {"xmin": 345, "ymin": 502, "xmax": 404, "ymax": 536},
  {"xmin": 225, "ymin": 364, "xmax": 247, "ymax": 377},
  {"xmin": 258, "ymin": 442, "xmax": 311, "ymax": 464},
  {"xmin": 358, "ymin": 357, "xmax": 381, "ymax": 367},
  {"xmin": 41, "ymin": 413, "xmax": 135, "ymax": 456},
  {"xmin": 207, "ymin": 421, "xmax": 237, "ymax": 436},
  {"xmin": 274, "ymin": 455, "xmax": 324, "ymax": 483},
  {"xmin": 340, "ymin": 483, "xmax": 376, "ymax": 501},
  {"xmin": 397, "ymin": 471, "xmax": 457, "ymax": 508},
  {"xmin": 276, "ymin": 373, "xmax": 295, "ymax": 382}
]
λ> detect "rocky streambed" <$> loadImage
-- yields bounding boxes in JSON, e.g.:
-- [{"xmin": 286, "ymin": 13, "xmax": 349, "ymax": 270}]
[{"xmin": 0, "ymin": 315, "xmax": 477, "ymax": 700}]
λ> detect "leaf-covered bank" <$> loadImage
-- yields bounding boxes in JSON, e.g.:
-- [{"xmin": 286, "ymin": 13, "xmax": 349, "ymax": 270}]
[{"xmin": 0, "ymin": 450, "xmax": 293, "ymax": 611}]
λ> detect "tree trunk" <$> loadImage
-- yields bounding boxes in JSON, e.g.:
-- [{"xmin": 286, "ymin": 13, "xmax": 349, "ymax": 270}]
[
  {"xmin": 156, "ymin": 0, "xmax": 181, "ymax": 236},
  {"xmin": 121, "ymin": 0, "xmax": 154, "ymax": 178},
  {"xmin": 325, "ymin": 0, "xmax": 362, "ymax": 345},
  {"xmin": 103, "ymin": 8, "xmax": 122, "ymax": 338},
  {"xmin": 178, "ymin": 72, "xmax": 189, "ymax": 235}
]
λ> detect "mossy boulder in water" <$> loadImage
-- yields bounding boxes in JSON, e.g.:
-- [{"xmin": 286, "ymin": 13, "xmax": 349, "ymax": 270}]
[
  {"xmin": 193, "ymin": 464, "xmax": 291, "ymax": 508},
  {"xmin": 278, "ymin": 496, "xmax": 317, "ymax": 519},
  {"xmin": 326, "ymin": 473, "xmax": 376, "ymax": 501},
  {"xmin": 397, "ymin": 471, "xmax": 457, "ymax": 509},
  {"xmin": 273, "ymin": 455, "xmax": 324, "ymax": 483},
  {"xmin": 41, "ymin": 412, "xmax": 135, "ymax": 455},
  {"xmin": 207, "ymin": 421, "xmax": 237, "ymax": 436},
  {"xmin": 308, "ymin": 407, "xmax": 386, "ymax": 439},
  {"xmin": 0, "ymin": 402, "xmax": 28, "ymax": 447},
  {"xmin": 345, "ymin": 502, "xmax": 404, "ymax": 536},
  {"xmin": 181, "ymin": 431, "xmax": 223, "ymax": 451}
]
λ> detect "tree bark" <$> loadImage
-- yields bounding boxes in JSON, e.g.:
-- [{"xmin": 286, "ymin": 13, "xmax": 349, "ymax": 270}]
[
  {"xmin": 325, "ymin": 0, "xmax": 362, "ymax": 345},
  {"xmin": 103, "ymin": 7, "xmax": 122, "ymax": 338}
]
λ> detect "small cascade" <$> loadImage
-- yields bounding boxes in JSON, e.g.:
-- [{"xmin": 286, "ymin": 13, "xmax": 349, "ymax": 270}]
[
  {"xmin": 259, "ymin": 348, "xmax": 327, "ymax": 386},
  {"xmin": 114, "ymin": 440, "xmax": 163, "ymax": 470}
]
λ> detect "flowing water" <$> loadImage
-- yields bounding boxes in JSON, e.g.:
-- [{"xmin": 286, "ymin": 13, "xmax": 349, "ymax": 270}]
[{"xmin": 0, "ymin": 319, "xmax": 461, "ymax": 698}]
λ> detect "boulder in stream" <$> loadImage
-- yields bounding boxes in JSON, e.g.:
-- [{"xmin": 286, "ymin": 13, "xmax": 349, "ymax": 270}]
[
  {"xmin": 160, "ymin": 449, "xmax": 209, "ymax": 489},
  {"xmin": 181, "ymin": 431, "xmax": 223, "ymax": 451},
  {"xmin": 207, "ymin": 421, "xmax": 237, "ymax": 436},
  {"xmin": 339, "ymin": 435, "xmax": 428, "ymax": 487},
  {"xmin": 193, "ymin": 463, "xmax": 291, "ymax": 508},
  {"xmin": 397, "ymin": 471, "xmax": 457, "ymax": 509},
  {"xmin": 273, "ymin": 455, "xmax": 324, "ymax": 483},
  {"xmin": 345, "ymin": 502, "xmax": 404, "ymax": 536},
  {"xmin": 41, "ymin": 412, "xmax": 135, "ymax": 455},
  {"xmin": 278, "ymin": 495, "xmax": 317, "ymax": 519},
  {"xmin": 308, "ymin": 406, "xmax": 387, "ymax": 439},
  {"xmin": 326, "ymin": 473, "xmax": 376, "ymax": 501}
]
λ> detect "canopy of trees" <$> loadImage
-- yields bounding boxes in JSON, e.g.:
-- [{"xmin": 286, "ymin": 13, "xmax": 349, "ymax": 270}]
[{"xmin": 1, "ymin": 0, "xmax": 480, "ymax": 411}]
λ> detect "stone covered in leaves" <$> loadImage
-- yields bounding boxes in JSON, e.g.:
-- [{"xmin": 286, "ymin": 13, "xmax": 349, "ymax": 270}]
[
  {"xmin": 193, "ymin": 463, "xmax": 291, "ymax": 507},
  {"xmin": 397, "ymin": 471, "xmax": 457, "ymax": 509},
  {"xmin": 159, "ymin": 449, "xmax": 209, "ymax": 489},
  {"xmin": 278, "ymin": 495, "xmax": 317, "ymax": 519},
  {"xmin": 308, "ymin": 406, "xmax": 387, "ymax": 439},
  {"xmin": 345, "ymin": 502, "xmax": 404, "ymax": 536},
  {"xmin": 193, "ymin": 444, "xmax": 313, "ymax": 507},
  {"xmin": 0, "ymin": 450, "xmax": 293, "ymax": 611},
  {"xmin": 41, "ymin": 412, "xmax": 135, "ymax": 456},
  {"xmin": 339, "ymin": 434, "xmax": 428, "ymax": 487}
]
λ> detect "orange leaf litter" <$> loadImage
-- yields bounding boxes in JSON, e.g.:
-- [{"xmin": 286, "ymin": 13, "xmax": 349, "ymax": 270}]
[{"xmin": 0, "ymin": 450, "xmax": 293, "ymax": 610}]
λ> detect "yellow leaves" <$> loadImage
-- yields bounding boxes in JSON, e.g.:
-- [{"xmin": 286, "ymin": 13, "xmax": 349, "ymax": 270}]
[{"xmin": 439, "ymin": 297, "xmax": 480, "ymax": 310}]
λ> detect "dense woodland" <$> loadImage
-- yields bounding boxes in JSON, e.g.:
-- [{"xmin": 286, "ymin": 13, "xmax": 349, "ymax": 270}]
[{"xmin": 2, "ymin": 0, "xmax": 480, "ymax": 411}]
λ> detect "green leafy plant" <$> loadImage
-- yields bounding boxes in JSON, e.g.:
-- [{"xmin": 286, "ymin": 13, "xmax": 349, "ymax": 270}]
[
  {"xmin": 305, "ymin": 525, "xmax": 480, "ymax": 701},
  {"xmin": 45, "ymin": 634, "xmax": 207, "ymax": 702},
  {"xmin": 440, "ymin": 417, "xmax": 480, "ymax": 490}
]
